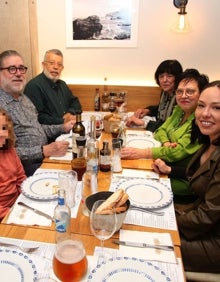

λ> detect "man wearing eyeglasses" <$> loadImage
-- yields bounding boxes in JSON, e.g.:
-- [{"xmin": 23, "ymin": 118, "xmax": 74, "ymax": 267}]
[
  {"xmin": 0, "ymin": 50, "xmax": 75, "ymax": 176},
  {"xmin": 24, "ymin": 49, "xmax": 82, "ymax": 125}
]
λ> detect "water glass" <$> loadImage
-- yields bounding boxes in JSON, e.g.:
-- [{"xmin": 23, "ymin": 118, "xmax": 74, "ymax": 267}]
[{"xmin": 58, "ymin": 171, "xmax": 78, "ymax": 208}]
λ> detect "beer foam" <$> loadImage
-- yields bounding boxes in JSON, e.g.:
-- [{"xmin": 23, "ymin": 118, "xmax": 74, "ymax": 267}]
[{"xmin": 56, "ymin": 240, "xmax": 85, "ymax": 264}]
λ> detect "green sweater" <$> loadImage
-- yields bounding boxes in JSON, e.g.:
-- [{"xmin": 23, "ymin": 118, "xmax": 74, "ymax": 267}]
[
  {"xmin": 153, "ymin": 105, "xmax": 202, "ymax": 197},
  {"xmin": 152, "ymin": 105, "xmax": 201, "ymax": 165}
]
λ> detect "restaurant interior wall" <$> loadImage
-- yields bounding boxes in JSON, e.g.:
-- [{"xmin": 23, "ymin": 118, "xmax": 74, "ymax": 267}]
[
  {"xmin": 36, "ymin": 0, "xmax": 220, "ymax": 86},
  {"xmin": 0, "ymin": 1, "xmax": 219, "ymax": 87}
]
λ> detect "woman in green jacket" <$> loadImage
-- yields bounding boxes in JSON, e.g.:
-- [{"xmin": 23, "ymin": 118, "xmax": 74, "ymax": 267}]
[{"xmin": 121, "ymin": 69, "xmax": 209, "ymax": 197}]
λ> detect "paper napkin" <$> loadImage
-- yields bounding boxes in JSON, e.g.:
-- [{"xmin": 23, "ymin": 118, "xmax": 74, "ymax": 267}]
[{"xmin": 118, "ymin": 230, "xmax": 177, "ymax": 263}]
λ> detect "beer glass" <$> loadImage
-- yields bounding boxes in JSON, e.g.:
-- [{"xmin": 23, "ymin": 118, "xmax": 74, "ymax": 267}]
[
  {"xmin": 90, "ymin": 200, "xmax": 116, "ymax": 264},
  {"xmin": 52, "ymin": 239, "xmax": 88, "ymax": 282}
]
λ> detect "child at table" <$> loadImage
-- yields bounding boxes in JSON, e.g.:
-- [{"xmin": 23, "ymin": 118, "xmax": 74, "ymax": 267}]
[{"xmin": 0, "ymin": 108, "xmax": 26, "ymax": 221}]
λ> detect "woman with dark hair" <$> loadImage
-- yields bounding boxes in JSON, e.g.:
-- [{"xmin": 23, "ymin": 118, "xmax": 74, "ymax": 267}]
[
  {"xmin": 152, "ymin": 80, "xmax": 220, "ymax": 272},
  {"xmin": 0, "ymin": 108, "xmax": 26, "ymax": 220},
  {"xmin": 126, "ymin": 59, "xmax": 183, "ymax": 131},
  {"xmin": 122, "ymin": 69, "xmax": 209, "ymax": 197}
]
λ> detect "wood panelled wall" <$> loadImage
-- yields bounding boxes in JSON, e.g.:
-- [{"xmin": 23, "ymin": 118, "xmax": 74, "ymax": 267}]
[
  {"xmin": 68, "ymin": 85, "xmax": 161, "ymax": 112},
  {"xmin": 0, "ymin": 0, "xmax": 39, "ymax": 80}
]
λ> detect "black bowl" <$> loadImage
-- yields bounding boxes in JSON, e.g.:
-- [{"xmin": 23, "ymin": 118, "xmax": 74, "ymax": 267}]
[{"xmin": 85, "ymin": 191, "xmax": 130, "ymax": 231}]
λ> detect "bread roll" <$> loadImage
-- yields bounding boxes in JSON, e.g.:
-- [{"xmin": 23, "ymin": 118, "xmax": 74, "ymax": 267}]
[
  {"xmin": 95, "ymin": 189, "xmax": 129, "ymax": 214},
  {"xmin": 96, "ymin": 189, "xmax": 124, "ymax": 214},
  {"xmin": 115, "ymin": 192, "xmax": 129, "ymax": 207}
]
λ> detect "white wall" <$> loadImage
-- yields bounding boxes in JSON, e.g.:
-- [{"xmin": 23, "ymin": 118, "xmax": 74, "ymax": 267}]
[{"xmin": 36, "ymin": 0, "xmax": 220, "ymax": 86}]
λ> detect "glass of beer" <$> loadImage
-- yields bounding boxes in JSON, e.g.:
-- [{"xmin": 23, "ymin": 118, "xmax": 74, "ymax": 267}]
[{"xmin": 52, "ymin": 239, "xmax": 88, "ymax": 282}]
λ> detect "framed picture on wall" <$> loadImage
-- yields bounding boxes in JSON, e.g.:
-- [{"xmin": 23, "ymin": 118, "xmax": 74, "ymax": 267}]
[{"xmin": 65, "ymin": 0, "xmax": 139, "ymax": 48}]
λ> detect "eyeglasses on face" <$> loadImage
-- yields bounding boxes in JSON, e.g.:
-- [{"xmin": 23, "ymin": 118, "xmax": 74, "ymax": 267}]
[
  {"xmin": 0, "ymin": 65, "xmax": 28, "ymax": 74},
  {"xmin": 45, "ymin": 61, "xmax": 63, "ymax": 68},
  {"xmin": 175, "ymin": 88, "xmax": 198, "ymax": 96}
]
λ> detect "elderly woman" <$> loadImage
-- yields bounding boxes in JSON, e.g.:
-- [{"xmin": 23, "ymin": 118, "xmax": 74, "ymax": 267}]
[
  {"xmin": 122, "ymin": 69, "xmax": 209, "ymax": 198},
  {"xmin": 126, "ymin": 59, "xmax": 183, "ymax": 131},
  {"xmin": 0, "ymin": 108, "xmax": 26, "ymax": 220},
  {"xmin": 152, "ymin": 81, "xmax": 220, "ymax": 272}
]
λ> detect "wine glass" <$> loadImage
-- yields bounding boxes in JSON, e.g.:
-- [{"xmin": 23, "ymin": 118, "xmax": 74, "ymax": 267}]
[{"xmin": 90, "ymin": 200, "xmax": 117, "ymax": 264}]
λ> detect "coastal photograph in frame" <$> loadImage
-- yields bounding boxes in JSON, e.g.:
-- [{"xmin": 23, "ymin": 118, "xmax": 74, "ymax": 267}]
[{"xmin": 65, "ymin": 0, "xmax": 139, "ymax": 48}]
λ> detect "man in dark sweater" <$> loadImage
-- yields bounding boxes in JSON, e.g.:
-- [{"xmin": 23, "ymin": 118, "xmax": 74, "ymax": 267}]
[{"xmin": 25, "ymin": 49, "xmax": 82, "ymax": 125}]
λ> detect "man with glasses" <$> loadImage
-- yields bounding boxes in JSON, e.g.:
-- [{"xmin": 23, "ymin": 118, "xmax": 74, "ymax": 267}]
[
  {"xmin": 24, "ymin": 49, "xmax": 82, "ymax": 125},
  {"xmin": 0, "ymin": 50, "xmax": 75, "ymax": 176}
]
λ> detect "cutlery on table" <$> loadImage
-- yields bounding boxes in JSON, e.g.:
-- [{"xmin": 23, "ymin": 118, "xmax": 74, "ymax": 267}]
[
  {"xmin": 0, "ymin": 241, "xmax": 39, "ymax": 253},
  {"xmin": 129, "ymin": 205, "xmax": 165, "ymax": 216},
  {"xmin": 112, "ymin": 240, "xmax": 174, "ymax": 251},
  {"xmin": 17, "ymin": 201, "xmax": 54, "ymax": 221}
]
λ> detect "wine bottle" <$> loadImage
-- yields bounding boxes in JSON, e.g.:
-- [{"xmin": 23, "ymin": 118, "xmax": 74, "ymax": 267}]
[
  {"xmin": 54, "ymin": 189, "xmax": 71, "ymax": 243},
  {"xmin": 94, "ymin": 88, "xmax": 100, "ymax": 111},
  {"xmin": 86, "ymin": 115, "xmax": 99, "ymax": 173},
  {"xmin": 100, "ymin": 140, "xmax": 111, "ymax": 172},
  {"xmin": 72, "ymin": 112, "xmax": 85, "ymax": 159}
]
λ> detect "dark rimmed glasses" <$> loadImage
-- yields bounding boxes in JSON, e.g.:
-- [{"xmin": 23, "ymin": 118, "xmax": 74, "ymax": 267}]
[{"xmin": 0, "ymin": 65, "xmax": 28, "ymax": 74}]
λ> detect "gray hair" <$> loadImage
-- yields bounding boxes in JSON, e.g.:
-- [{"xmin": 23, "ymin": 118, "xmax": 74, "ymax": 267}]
[
  {"xmin": 43, "ymin": 49, "xmax": 63, "ymax": 61},
  {"xmin": 0, "ymin": 50, "xmax": 23, "ymax": 68}
]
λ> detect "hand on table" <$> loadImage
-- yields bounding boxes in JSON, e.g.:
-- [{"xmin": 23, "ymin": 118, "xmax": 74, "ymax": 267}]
[
  {"xmin": 133, "ymin": 108, "xmax": 149, "ymax": 118},
  {"xmin": 152, "ymin": 158, "xmax": 171, "ymax": 175},
  {"xmin": 63, "ymin": 113, "xmax": 76, "ymax": 123},
  {"xmin": 121, "ymin": 147, "xmax": 151, "ymax": 159},
  {"xmin": 43, "ymin": 141, "xmax": 69, "ymax": 157},
  {"xmin": 126, "ymin": 115, "xmax": 145, "ymax": 127}
]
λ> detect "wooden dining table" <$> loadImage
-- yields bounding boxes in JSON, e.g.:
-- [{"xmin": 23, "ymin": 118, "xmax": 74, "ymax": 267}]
[{"xmin": 0, "ymin": 126, "xmax": 186, "ymax": 281}]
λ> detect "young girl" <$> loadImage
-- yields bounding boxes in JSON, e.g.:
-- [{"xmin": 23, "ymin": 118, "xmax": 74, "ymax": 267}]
[{"xmin": 0, "ymin": 108, "xmax": 26, "ymax": 220}]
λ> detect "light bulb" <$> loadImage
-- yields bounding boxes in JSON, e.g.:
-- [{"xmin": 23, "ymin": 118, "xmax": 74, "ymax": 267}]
[{"xmin": 171, "ymin": 12, "xmax": 191, "ymax": 33}]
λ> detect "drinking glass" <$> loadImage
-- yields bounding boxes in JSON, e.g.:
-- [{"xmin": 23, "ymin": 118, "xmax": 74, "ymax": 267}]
[
  {"xmin": 52, "ymin": 239, "xmax": 88, "ymax": 282},
  {"xmin": 90, "ymin": 200, "xmax": 117, "ymax": 264},
  {"xmin": 58, "ymin": 170, "xmax": 78, "ymax": 208}
]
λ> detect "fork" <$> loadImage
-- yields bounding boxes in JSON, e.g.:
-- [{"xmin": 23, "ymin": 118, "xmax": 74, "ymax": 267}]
[
  {"xmin": 129, "ymin": 205, "xmax": 165, "ymax": 216},
  {"xmin": 0, "ymin": 242, "xmax": 39, "ymax": 253}
]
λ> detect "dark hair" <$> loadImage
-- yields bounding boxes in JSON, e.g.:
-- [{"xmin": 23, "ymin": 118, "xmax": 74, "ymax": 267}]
[
  {"xmin": 178, "ymin": 68, "xmax": 209, "ymax": 92},
  {"xmin": 0, "ymin": 50, "xmax": 22, "ymax": 68},
  {"xmin": 0, "ymin": 108, "xmax": 15, "ymax": 149},
  {"xmin": 154, "ymin": 60, "xmax": 183, "ymax": 87},
  {"xmin": 191, "ymin": 80, "xmax": 220, "ymax": 146}
]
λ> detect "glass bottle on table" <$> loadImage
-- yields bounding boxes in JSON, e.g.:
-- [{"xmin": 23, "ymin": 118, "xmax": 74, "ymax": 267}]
[
  {"xmin": 54, "ymin": 189, "xmax": 71, "ymax": 243},
  {"xmin": 86, "ymin": 115, "xmax": 99, "ymax": 174},
  {"xmin": 102, "ymin": 77, "xmax": 109, "ymax": 111},
  {"xmin": 100, "ymin": 140, "xmax": 111, "ymax": 172},
  {"xmin": 71, "ymin": 136, "xmax": 87, "ymax": 181},
  {"xmin": 72, "ymin": 112, "xmax": 85, "ymax": 159},
  {"xmin": 94, "ymin": 88, "xmax": 100, "ymax": 111}
]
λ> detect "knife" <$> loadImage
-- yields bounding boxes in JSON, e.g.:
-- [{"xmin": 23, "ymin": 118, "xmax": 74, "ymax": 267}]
[
  {"xmin": 112, "ymin": 240, "xmax": 174, "ymax": 251},
  {"xmin": 17, "ymin": 202, "xmax": 54, "ymax": 221}
]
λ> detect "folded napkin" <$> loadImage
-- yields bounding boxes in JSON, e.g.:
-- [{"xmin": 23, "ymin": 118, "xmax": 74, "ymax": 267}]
[
  {"xmin": 113, "ymin": 168, "xmax": 159, "ymax": 179},
  {"xmin": 6, "ymin": 194, "xmax": 54, "ymax": 226},
  {"xmin": 6, "ymin": 169, "xmax": 82, "ymax": 226},
  {"xmin": 49, "ymin": 151, "xmax": 72, "ymax": 161},
  {"xmin": 118, "ymin": 230, "xmax": 176, "ymax": 263}
]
